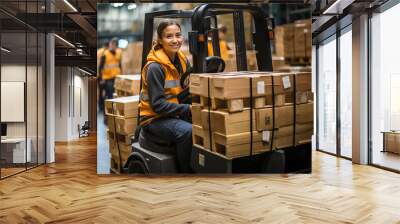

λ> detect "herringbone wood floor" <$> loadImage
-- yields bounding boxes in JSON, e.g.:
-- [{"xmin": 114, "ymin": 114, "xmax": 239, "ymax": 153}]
[{"xmin": 1, "ymin": 135, "xmax": 400, "ymax": 223}]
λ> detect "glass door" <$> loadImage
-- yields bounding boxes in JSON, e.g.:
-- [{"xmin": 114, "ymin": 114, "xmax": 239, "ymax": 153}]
[
  {"xmin": 370, "ymin": 3, "xmax": 400, "ymax": 171},
  {"xmin": 317, "ymin": 35, "xmax": 337, "ymax": 155},
  {"xmin": 339, "ymin": 26, "xmax": 352, "ymax": 159}
]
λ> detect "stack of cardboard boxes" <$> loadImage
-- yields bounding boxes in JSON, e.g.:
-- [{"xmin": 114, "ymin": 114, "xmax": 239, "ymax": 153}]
[
  {"xmin": 121, "ymin": 42, "xmax": 143, "ymax": 75},
  {"xmin": 274, "ymin": 19, "xmax": 311, "ymax": 61},
  {"xmin": 114, "ymin": 74, "xmax": 141, "ymax": 97},
  {"xmin": 105, "ymin": 96, "xmax": 139, "ymax": 173},
  {"xmin": 190, "ymin": 71, "xmax": 313, "ymax": 159},
  {"xmin": 384, "ymin": 132, "xmax": 400, "ymax": 154}
]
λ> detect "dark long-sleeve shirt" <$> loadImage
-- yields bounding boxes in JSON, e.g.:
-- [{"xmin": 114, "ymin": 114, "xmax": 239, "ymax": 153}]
[{"xmin": 141, "ymin": 57, "xmax": 191, "ymax": 122}]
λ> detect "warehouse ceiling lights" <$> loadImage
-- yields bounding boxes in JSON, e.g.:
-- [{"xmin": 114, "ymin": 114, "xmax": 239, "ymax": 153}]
[
  {"xmin": 1, "ymin": 47, "xmax": 11, "ymax": 53},
  {"xmin": 118, "ymin": 39, "xmax": 129, "ymax": 49},
  {"xmin": 127, "ymin": 3, "xmax": 137, "ymax": 10},
  {"xmin": 54, "ymin": 34, "xmax": 76, "ymax": 48},
  {"xmin": 111, "ymin": 3, "xmax": 124, "ymax": 8},
  {"xmin": 63, "ymin": 0, "xmax": 78, "ymax": 12}
]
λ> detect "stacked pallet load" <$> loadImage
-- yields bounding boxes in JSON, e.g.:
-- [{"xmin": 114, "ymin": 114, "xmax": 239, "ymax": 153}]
[
  {"xmin": 105, "ymin": 96, "xmax": 139, "ymax": 173},
  {"xmin": 274, "ymin": 19, "xmax": 311, "ymax": 65},
  {"xmin": 293, "ymin": 19, "xmax": 312, "ymax": 59},
  {"xmin": 121, "ymin": 41, "xmax": 143, "ymax": 75},
  {"xmin": 114, "ymin": 74, "xmax": 141, "ymax": 97},
  {"xmin": 190, "ymin": 71, "xmax": 313, "ymax": 159}
]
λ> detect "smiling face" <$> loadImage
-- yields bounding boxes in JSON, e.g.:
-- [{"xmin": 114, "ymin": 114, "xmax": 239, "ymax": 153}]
[{"xmin": 158, "ymin": 24, "xmax": 183, "ymax": 56}]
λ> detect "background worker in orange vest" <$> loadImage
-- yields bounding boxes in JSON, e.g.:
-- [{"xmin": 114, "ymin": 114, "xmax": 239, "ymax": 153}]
[
  {"xmin": 207, "ymin": 25, "xmax": 231, "ymax": 61},
  {"xmin": 138, "ymin": 20, "xmax": 192, "ymax": 173},
  {"xmin": 97, "ymin": 41, "xmax": 109, "ymax": 112},
  {"xmin": 98, "ymin": 38, "xmax": 122, "ymax": 112}
]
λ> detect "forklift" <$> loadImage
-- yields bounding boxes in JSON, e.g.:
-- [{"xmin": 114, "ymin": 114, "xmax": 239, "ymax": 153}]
[{"xmin": 123, "ymin": 4, "xmax": 312, "ymax": 174}]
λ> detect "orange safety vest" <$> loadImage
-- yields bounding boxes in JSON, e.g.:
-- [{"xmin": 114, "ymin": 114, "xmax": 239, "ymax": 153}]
[
  {"xmin": 97, "ymin": 47, "xmax": 106, "ymax": 75},
  {"xmin": 208, "ymin": 40, "xmax": 229, "ymax": 61},
  {"xmin": 102, "ymin": 49, "xmax": 122, "ymax": 80},
  {"xmin": 139, "ymin": 48, "xmax": 188, "ymax": 123}
]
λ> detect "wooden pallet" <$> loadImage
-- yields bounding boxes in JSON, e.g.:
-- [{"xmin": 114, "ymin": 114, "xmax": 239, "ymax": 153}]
[
  {"xmin": 192, "ymin": 94, "xmax": 286, "ymax": 112},
  {"xmin": 285, "ymin": 57, "xmax": 311, "ymax": 66}
]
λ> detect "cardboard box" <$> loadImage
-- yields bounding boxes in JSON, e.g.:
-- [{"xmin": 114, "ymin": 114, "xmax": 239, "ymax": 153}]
[
  {"xmin": 107, "ymin": 116, "xmax": 137, "ymax": 136},
  {"xmin": 259, "ymin": 122, "xmax": 313, "ymax": 149},
  {"xmin": 211, "ymin": 73, "xmax": 275, "ymax": 99},
  {"xmin": 271, "ymin": 72, "xmax": 311, "ymax": 94},
  {"xmin": 190, "ymin": 72, "xmax": 247, "ymax": 97},
  {"xmin": 294, "ymin": 72, "xmax": 312, "ymax": 92},
  {"xmin": 293, "ymin": 19, "xmax": 312, "ymax": 58},
  {"xmin": 194, "ymin": 125, "xmax": 272, "ymax": 158},
  {"xmin": 201, "ymin": 109, "xmax": 256, "ymax": 135},
  {"xmin": 274, "ymin": 20, "xmax": 311, "ymax": 59},
  {"xmin": 189, "ymin": 73, "xmax": 212, "ymax": 96},
  {"xmin": 115, "ymin": 117, "xmax": 137, "ymax": 135},
  {"xmin": 385, "ymin": 132, "xmax": 400, "ymax": 154},
  {"xmin": 121, "ymin": 42, "xmax": 143, "ymax": 75},
  {"xmin": 106, "ymin": 115, "xmax": 115, "ymax": 130},
  {"xmin": 190, "ymin": 72, "xmax": 310, "ymax": 100},
  {"xmin": 212, "ymin": 131, "xmax": 271, "ymax": 158},
  {"xmin": 255, "ymin": 102, "xmax": 313, "ymax": 131},
  {"xmin": 255, "ymin": 105, "xmax": 293, "ymax": 131},
  {"xmin": 104, "ymin": 95, "xmax": 139, "ymax": 118},
  {"xmin": 114, "ymin": 75, "xmax": 141, "ymax": 95},
  {"xmin": 274, "ymin": 23, "xmax": 294, "ymax": 58},
  {"xmin": 296, "ymin": 103, "xmax": 314, "ymax": 124},
  {"xmin": 274, "ymin": 123, "xmax": 313, "ymax": 148},
  {"xmin": 244, "ymin": 72, "xmax": 297, "ymax": 95},
  {"xmin": 192, "ymin": 104, "xmax": 203, "ymax": 126},
  {"xmin": 109, "ymin": 138, "xmax": 132, "ymax": 168},
  {"xmin": 107, "ymin": 129, "xmax": 133, "ymax": 145},
  {"xmin": 192, "ymin": 124, "xmax": 210, "ymax": 149},
  {"xmin": 285, "ymin": 91, "xmax": 313, "ymax": 104}
]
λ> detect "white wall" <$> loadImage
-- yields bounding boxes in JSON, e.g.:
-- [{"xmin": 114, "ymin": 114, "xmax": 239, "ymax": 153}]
[
  {"xmin": 1, "ymin": 65, "xmax": 34, "ymax": 138},
  {"xmin": 54, "ymin": 67, "xmax": 89, "ymax": 141}
]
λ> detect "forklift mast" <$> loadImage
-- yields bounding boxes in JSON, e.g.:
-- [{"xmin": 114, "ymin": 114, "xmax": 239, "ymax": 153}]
[{"xmin": 140, "ymin": 4, "xmax": 273, "ymax": 73}]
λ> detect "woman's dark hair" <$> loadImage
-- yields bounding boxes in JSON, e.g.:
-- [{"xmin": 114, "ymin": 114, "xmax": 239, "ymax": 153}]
[{"xmin": 154, "ymin": 20, "xmax": 181, "ymax": 50}]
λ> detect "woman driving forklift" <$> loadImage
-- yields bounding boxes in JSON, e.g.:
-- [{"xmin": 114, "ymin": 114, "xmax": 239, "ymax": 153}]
[{"xmin": 138, "ymin": 20, "xmax": 193, "ymax": 173}]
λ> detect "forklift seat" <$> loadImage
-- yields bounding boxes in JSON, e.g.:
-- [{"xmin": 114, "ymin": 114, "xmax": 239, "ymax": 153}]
[
  {"xmin": 125, "ymin": 129, "xmax": 177, "ymax": 174},
  {"xmin": 138, "ymin": 128, "xmax": 176, "ymax": 155}
]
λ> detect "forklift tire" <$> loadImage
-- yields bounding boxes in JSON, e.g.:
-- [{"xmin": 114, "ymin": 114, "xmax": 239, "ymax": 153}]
[{"xmin": 127, "ymin": 159, "xmax": 149, "ymax": 174}]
